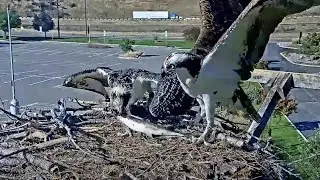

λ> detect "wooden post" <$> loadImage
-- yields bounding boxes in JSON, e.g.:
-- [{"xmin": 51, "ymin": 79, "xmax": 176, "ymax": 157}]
[{"xmin": 247, "ymin": 72, "xmax": 293, "ymax": 146}]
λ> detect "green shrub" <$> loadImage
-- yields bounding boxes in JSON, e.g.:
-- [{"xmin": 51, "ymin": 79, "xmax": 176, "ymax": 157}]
[
  {"xmin": 300, "ymin": 32, "xmax": 320, "ymax": 56},
  {"xmin": 254, "ymin": 60, "xmax": 268, "ymax": 70},
  {"xmin": 119, "ymin": 39, "xmax": 135, "ymax": 53},
  {"xmin": 183, "ymin": 27, "xmax": 200, "ymax": 41}
]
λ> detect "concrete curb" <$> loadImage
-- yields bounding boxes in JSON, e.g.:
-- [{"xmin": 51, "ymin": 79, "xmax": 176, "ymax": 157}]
[
  {"xmin": 280, "ymin": 52, "xmax": 320, "ymax": 68},
  {"xmin": 277, "ymin": 42, "xmax": 300, "ymax": 50},
  {"xmin": 283, "ymin": 115, "xmax": 309, "ymax": 142}
]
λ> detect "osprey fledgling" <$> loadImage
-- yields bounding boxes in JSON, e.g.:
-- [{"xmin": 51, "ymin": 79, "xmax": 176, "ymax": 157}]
[
  {"xmin": 63, "ymin": 67, "xmax": 160, "ymax": 115},
  {"xmin": 163, "ymin": 0, "xmax": 320, "ymax": 145},
  {"xmin": 99, "ymin": 68, "xmax": 160, "ymax": 115}
]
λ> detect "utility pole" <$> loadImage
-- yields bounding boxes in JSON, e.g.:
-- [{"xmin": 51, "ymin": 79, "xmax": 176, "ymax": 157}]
[
  {"xmin": 84, "ymin": 0, "xmax": 88, "ymax": 36},
  {"xmin": 56, "ymin": 0, "xmax": 60, "ymax": 38},
  {"xmin": 7, "ymin": 5, "xmax": 19, "ymax": 115}
]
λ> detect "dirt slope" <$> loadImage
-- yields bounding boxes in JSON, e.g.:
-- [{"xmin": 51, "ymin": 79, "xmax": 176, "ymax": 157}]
[{"xmin": 1, "ymin": 0, "xmax": 200, "ymax": 18}]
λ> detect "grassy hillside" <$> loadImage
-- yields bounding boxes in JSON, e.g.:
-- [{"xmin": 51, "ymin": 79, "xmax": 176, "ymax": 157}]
[
  {"xmin": 0, "ymin": 0, "xmax": 200, "ymax": 19},
  {"xmin": 1, "ymin": 0, "xmax": 320, "ymax": 19}
]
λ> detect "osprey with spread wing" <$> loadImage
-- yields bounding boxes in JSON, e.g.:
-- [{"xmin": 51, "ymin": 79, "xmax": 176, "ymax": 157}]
[{"xmin": 162, "ymin": 0, "xmax": 320, "ymax": 145}]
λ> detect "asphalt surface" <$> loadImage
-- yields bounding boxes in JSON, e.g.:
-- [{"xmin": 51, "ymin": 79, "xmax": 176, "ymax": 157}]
[
  {"xmin": 0, "ymin": 40, "xmax": 177, "ymax": 119},
  {"xmin": 0, "ymin": 40, "xmax": 319, "ymax": 138},
  {"xmin": 263, "ymin": 43, "xmax": 320, "ymax": 138},
  {"xmin": 263, "ymin": 42, "xmax": 320, "ymax": 73}
]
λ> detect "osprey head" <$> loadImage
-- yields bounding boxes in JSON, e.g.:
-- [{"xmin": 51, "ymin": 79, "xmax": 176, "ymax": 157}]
[
  {"xmin": 62, "ymin": 76, "xmax": 75, "ymax": 87},
  {"xmin": 96, "ymin": 66, "xmax": 113, "ymax": 76},
  {"xmin": 162, "ymin": 52, "xmax": 203, "ymax": 78},
  {"xmin": 109, "ymin": 86, "xmax": 131, "ymax": 115}
]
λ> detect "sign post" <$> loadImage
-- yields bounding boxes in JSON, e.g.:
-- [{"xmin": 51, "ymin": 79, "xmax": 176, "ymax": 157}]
[
  {"xmin": 87, "ymin": 24, "xmax": 91, "ymax": 43},
  {"xmin": 298, "ymin": 32, "xmax": 302, "ymax": 44},
  {"xmin": 165, "ymin": 30, "xmax": 168, "ymax": 46},
  {"xmin": 7, "ymin": 5, "xmax": 19, "ymax": 115},
  {"xmin": 103, "ymin": 30, "xmax": 106, "ymax": 44}
]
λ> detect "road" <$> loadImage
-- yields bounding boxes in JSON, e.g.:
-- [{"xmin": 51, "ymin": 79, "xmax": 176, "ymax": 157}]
[
  {"xmin": 263, "ymin": 42, "xmax": 320, "ymax": 138},
  {"xmin": 263, "ymin": 42, "xmax": 320, "ymax": 73},
  {"xmin": 0, "ymin": 40, "xmax": 319, "ymax": 138}
]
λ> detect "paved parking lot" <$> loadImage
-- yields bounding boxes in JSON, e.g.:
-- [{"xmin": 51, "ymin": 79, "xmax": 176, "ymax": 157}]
[
  {"xmin": 0, "ymin": 40, "xmax": 319, "ymax": 138},
  {"xmin": 0, "ymin": 41, "xmax": 177, "ymax": 113}
]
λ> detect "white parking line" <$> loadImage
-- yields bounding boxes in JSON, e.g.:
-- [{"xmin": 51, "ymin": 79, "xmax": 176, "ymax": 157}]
[
  {"xmin": 20, "ymin": 102, "xmax": 39, "ymax": 108},
  {"xmin": 12, "ymin": 47, "xmax": 43, "ymax": 52},
  {"xmin": 40, "ymin": 60, "xmax": 75, "ymax": 66},
  {"xmin": 29, "ymin": 75, "xmax": 69, "ymax": 86},
  {"xmin": 23, "ymin": 58, "xmax": 73, "ymax": 65},
  {"xmin": 72, "ymin": 51, "xmax": 95, "ymax": 56},
  {"xmin": 53, "ymin": 84, "xmax": 62, "ymax": 88},
  {"xmin": 2, "ymin": 72, "xmax": 59, "ymax": 84},
  {"xmin": 58, "ymin": 50, "xmax": 86, "ymax": 56},
  {"xmin": 0, "ymin": 70, "xmax": 38, "ymax": 76},
  {"xmin": 47, "ymin": 51, "xmax": 65, "ymax": 55},
  {"xmin": 59, "ymin": 61, "xmax": 90, "ymax": 67},
  {"xmin": 105, "ymin": 52, "xmax": 120, "ymax": 57},
  {"xmin": 88, "ymin": 52, "xmax": 106, "ymax": 58},
  {"xmin": 15, "ymin": 48, "xmax": 54, "ymax": 55},
  {"xmin": 77, "ymin": 62, "xmax": 122, "ymax": 68}
]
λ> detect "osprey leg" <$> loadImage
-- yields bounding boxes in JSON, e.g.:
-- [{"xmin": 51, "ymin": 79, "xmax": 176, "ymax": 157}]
[
  {"xmin": 192, "ymin": 98, "xmax": 206, "ymax": 125},
  {"xmin": 193, "ymin": 94, "xmax": 216, "ymax": 145}
]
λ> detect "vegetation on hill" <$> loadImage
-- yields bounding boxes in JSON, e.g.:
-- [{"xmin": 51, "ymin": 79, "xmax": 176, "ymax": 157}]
[
  {"xmin": 0, "ymin": 0, "xmax": 200, "ymax": 19},
  {"xmin": 1, "ymin": 0, "xmax": 320, "ymax": 19},
  {"xmin": 300, "ymin": 32, "xmax": 320, "ymax": 57}
]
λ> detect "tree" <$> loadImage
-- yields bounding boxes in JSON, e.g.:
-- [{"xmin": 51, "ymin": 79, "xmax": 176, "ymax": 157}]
[
  {"xmin": 32, "ymin": 9, "xmax": 54, "ymax": 38},
  {"xmin": 0, "ymin": 11, "xmax": 21, "ymax": 38}
]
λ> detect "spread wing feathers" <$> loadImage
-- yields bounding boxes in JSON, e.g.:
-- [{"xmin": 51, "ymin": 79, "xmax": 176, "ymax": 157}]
[
  {"xmin": 75, "ymin": 77, "xmax": 109, "ymax": 98},
  {"xmin": 192, "ymin": 0, "xmax": 314, "ymax": 104}
]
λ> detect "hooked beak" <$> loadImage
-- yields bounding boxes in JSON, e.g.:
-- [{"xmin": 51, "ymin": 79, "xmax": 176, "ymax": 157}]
[
  {"xmin": 162, "ymin": 63, "xmax": 175, "ymax": 71},
  {"xmin": 161, "ymin": 64, "xmax": 175, "ymax": 78},
  {"xmin": 62, "ymin": 79, "xmax": 72, "ymax": 87}
]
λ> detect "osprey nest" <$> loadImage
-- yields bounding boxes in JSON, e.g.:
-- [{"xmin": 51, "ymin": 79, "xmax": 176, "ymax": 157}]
[{"xmin": 0, "ymin": 98, "xmax": 296, "ymax": 180}]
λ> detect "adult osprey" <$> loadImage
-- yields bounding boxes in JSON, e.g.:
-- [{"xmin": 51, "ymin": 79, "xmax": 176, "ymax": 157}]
[
  {"xmin": 151, "ymin": 0, "xmax": 249, "ymax": 119},
  {"xmin": 162, "ymin": 0, "xmax": 320, "ymax": 145}
]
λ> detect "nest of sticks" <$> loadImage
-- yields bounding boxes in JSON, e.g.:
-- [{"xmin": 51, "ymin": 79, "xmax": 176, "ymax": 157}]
[{"xmin": 0, "ymin": 98, "xmax": 298, "ymax": 180}]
